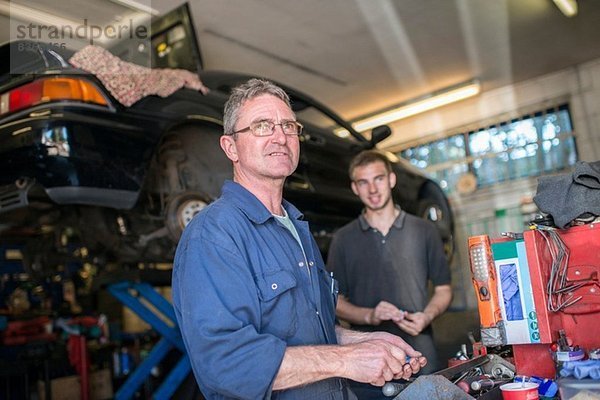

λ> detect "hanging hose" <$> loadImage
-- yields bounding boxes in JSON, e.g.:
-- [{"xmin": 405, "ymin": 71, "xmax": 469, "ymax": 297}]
[{"xmin": 534, "ymin": 225, "xmax": 580, "ymax": 312}]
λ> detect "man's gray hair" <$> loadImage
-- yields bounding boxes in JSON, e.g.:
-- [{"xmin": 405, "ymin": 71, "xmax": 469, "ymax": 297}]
[{"xmin": 223, "ymin": 78, "xmax": 292, "ymax": 135}]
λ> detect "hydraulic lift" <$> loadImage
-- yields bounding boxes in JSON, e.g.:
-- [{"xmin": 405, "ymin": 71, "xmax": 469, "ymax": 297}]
[{"xmin": 107, "ymin": 281, "xmax": 191, "ymax": 400}]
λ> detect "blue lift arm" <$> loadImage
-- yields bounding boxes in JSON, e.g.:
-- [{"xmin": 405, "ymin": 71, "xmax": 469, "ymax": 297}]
[{"xmin": 107, "ymin": 281, "xmax": 191, "ymax": 400}]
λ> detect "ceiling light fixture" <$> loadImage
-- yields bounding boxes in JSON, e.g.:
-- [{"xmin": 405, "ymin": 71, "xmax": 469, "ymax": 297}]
[
  {"xmin": 553, "ymin": 0, "xmax": 578, "ymax": 17},
  {"xmin": 348, "ymin": 79, "xmax": 481, "ymax": 133},
  {"xmin": 0, "ymin": 2, "xmax": 81, "ymax": 31},
  {"xmin": 108, "ymin": 0, "xmax": 159, "ymax": 16}
]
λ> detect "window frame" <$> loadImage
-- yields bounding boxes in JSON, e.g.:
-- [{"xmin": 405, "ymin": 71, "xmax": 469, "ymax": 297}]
[{"xmin": 397, "ymin": 104, "xmax": 578, "ymax": 193}]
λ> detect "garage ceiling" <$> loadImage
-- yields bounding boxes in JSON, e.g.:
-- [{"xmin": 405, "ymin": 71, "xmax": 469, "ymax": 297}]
[{"xmin": 2, "ymin": 0, "xmax": 600, "ymax": 145}]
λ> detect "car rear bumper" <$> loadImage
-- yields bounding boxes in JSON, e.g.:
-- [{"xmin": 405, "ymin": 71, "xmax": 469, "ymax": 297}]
[{"xmin": 0, "ymin": 105, "xmax": 157, "ymax": 213}]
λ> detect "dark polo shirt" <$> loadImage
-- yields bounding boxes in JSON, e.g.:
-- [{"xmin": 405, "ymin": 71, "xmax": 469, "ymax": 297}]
[{"xmin": 326, "ymin": 209, "xmax": 450, "ymax": 374}]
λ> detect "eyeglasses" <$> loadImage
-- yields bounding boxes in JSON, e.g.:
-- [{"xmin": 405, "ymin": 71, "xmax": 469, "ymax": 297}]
[{"xmin": 232, "ymin": 120, "xmax": 303, "ymax": 137}]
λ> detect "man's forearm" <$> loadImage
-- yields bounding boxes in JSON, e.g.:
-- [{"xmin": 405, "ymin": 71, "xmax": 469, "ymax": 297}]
[
  {"xmin": 273, "ymin": 330, "xmax": 426, "ymax": 391},
  {"xmin": 423, "ymin": 285, "xmax": 452, "ymax": 321},
  {"xmin": 274, "ymin": 328, "xmax": 416, "ymax": 390},
  {"xmin": 335, "ymin": 325, "xmax": 370, "ymax": 345},
  {"xmin": 272, "ymin": 345, "xmax": 345, "ymax": 390},
  {"xmin": 335, "ymin": 296, "xmax": 373, "ymax": 325}
]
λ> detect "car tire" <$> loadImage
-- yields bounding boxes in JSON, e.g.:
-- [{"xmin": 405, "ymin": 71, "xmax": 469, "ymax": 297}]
[
  {"xmin": 165, "ymin": 191, "xmax": 210, "ymax": 242},
  {"xmin": 417, "ymin": 182, "xmax": 455, "ymax": 262}
]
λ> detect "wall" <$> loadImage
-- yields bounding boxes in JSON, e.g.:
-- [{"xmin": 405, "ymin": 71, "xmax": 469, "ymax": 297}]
[
  {"xmin": 382, "ymin": 57, "xmax": 600, "ymax": 310},
  {"xmin": 383, "ymin": 57, "xmax": 600, "ymax": 162}
]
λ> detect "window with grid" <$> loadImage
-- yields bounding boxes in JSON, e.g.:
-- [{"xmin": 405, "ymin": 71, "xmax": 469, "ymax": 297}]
[{"xmin": 398, "ymin": 104, "xmax": 578, "ymax": 193}]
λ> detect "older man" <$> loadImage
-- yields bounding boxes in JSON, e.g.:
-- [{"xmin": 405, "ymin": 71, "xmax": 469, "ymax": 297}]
[{"xmin": 172, "ymin": 79, "xmax": 426, "ymax": 399}]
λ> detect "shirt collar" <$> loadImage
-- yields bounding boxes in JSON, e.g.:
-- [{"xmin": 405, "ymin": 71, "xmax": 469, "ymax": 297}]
[
  {"xmin": 358, "ymin": 206, "xmax": 406, "ymax": 231},
  {"xmin": 221, "ymin": 180, "xmax": 304, "ymax": 224}
]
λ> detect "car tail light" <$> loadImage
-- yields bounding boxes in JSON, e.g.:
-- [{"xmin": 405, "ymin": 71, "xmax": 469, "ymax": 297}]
[{"xmin": 0, "ymin": 77, "xmax": 109, "ymax": 117}]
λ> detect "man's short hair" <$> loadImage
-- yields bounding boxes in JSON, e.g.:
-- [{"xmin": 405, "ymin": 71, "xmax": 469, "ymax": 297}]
[
  {"xmin": 223, "ymin": 78, "xmax": 292, "ymax": 136},
  {"xmin": 348, "ymin": 150, "xmax": 392, "ymax": 180}
]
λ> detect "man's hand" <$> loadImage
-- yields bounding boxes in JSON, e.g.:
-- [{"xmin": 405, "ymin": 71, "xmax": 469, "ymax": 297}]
[
  {"xmin": 366, "ymin": 330, "xmax": 427, "ymax": 373},
  {"xmin": 396, "ymin": 311, "xmax": 432, "ymax": 336},
  {"xmin": 336, "ymin": 328, "xmax": 427, "ymax": 383},
  {"xmin": 396, "ymin": 285, "xmax": 452, "ymax": 336},
  {"xmin": 339, "ymin": 339, "xmax": 423, "ymax": 385},
  {"xmin": 367, "ymin": 301, "xmax": 405, "ymax": 325}
]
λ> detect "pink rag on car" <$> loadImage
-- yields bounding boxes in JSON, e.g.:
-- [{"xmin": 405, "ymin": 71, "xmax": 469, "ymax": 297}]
[{"xmin": 69, "ymin": 45, "xmax": 209, "ymax": 107}]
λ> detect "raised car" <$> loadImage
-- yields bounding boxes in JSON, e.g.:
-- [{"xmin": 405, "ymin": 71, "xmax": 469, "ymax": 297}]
[{"xmin": 0, "ymin": 40, "xmax": 453, "ymax": 273}]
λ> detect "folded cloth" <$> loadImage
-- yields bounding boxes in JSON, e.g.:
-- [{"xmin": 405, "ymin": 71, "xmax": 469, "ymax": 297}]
[
  {"xmin": 69, "ymin": 45, "xmax": 209, "ymax": 107},
  {"xmin": 533, "ymin": 161, "xmax": 600, "ymax": 228},
  {"xmin": 560, "ymin": 360, "xmax": 600, "ymax": 379},
  {"xmin": 574, "ymin": 161, "xmax": 600, "ymax": 189}
]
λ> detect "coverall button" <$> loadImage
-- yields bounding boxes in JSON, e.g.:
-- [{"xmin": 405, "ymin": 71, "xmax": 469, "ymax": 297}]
[{"xmin": 271, "ymin": 283, "xmax": 278, "ymax": 290}]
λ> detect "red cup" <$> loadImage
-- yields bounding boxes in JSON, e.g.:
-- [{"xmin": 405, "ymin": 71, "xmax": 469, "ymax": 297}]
[{"xmin": 500, "ymin": 382, "xmax": 539, "ymax": 400}]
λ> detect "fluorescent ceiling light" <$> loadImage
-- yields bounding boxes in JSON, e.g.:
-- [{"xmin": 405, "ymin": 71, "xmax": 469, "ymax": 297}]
[
  {"xmin": 553, "ymin": 0, "xmax": 578, "ymax": 17},
  {"xmin": 349, "ymin": 79, "xmax": 480, "ymax": 133},
  {"xmin": 108, "ymin": 0, "xmax": 159, "ymax": 16},
  {"xmin": 0, "ymin": 1, "xmax": 81, "ymax": 31}
]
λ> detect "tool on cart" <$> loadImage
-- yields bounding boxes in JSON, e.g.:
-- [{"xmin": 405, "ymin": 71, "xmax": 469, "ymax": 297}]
[
  {"xmin": 459, "ymin": 376, "xmax": 513, "ymax": 395},
  {"xmin": 552, "ymin": 330, "xmax": 585, "ymax": 362},
  {"xmin": 468, "ymin": 236, "xmax": 504, "ymax": 346},
  {"xmin": 382, "ymin": 354, "xmax": 515, "ymax": 398},
  {"xmin": 468, "ymin": 377, "xmax": 495, "ymax": 392},
  {"xmin": 381, "ymin": 378, "xmax": 413, "ymax": 397}
]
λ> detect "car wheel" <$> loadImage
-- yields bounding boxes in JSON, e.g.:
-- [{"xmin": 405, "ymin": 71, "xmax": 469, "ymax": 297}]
[{"xmin": 165, "ymin": 191, "xmax": 210, "ymax": 242}]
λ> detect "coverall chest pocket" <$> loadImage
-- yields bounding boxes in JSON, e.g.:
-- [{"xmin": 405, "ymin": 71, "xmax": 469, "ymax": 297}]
[{"xmin": 256, "ymin": 269, "xmax": 299, "ymax": 339}]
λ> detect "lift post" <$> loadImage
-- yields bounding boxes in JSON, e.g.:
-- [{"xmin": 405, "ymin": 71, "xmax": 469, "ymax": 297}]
[{"xmin": 107, "ymin": 281, "xmax": 190, "ymax": 400}]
